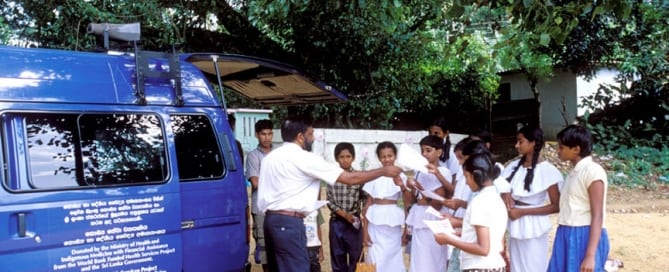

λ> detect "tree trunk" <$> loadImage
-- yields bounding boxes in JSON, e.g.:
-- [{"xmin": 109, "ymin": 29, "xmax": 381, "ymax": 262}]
[{"xmin": 528, "ymin": 76, "xmax": 542, "ymax": 128}]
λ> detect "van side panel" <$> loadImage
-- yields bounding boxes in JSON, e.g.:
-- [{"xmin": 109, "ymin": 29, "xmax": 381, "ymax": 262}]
[{"xmin": 0, "ymin": 194, "xmax": 182, "ymax": 271}]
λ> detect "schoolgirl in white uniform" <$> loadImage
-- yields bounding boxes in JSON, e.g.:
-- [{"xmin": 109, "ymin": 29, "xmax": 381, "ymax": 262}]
[
  {"xmin": 362, "ymin": 141, "xmax": 407, "ymax": 272},
  {"xmin": 435, "ymin": 153, "xmax": 508, "ymax": 272},
  {"xmin": 405, "ymin": 135, "xmax": 451, "ymax": 272},
  {"xmin": 502, "ymin": 126, "xmax": 562, "ymax": 272}
]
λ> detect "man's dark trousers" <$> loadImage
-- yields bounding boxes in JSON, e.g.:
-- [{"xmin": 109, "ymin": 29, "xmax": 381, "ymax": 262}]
[{"xmin": 264, "ymin": 213, "xmax": 309, "ymax": 271}]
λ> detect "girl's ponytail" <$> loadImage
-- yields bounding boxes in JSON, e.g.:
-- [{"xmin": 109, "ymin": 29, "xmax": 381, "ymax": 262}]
[{"xmin": 463, "ymin": 153, "xmax": 495, "ymax": 188}]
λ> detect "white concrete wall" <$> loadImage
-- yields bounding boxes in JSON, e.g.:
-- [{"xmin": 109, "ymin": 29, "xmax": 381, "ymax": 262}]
[
  {"xmin": 500, "ymin": 71, "xmax": 577, "ymax": 139},
  {"xmin": 576, "ymin": 68, "xmax": 620, "ymax": 116},
  {"xmin": 263, "ymin": 128, "xmax": 466, "ymax": 170},
  {"xmin": 501, "ymin": 68, "xmax": 620, "ymax": 138},
  {"xmin": 541, "ymin": 71, "xmax": 578, "ymax": 138}
]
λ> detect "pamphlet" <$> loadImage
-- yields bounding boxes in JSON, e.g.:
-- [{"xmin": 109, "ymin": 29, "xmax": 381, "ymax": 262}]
[
  {"xmin": 420, "ymin": 189, "xmax": 446, "ymax": 202},
  {"xmin": 313, "ymin": 200, "xmax": 329, "ymax": 210},
  {"xmin": 425, "ymin": 206, "xmax": 444, "ymax": 219},
  {"xmin": 423, "ymin": 219, "xmax": 458, "ymax": 238},
  {"xmin": 396, "ymin": 144, "xmax": 428, "ymax": 173}
]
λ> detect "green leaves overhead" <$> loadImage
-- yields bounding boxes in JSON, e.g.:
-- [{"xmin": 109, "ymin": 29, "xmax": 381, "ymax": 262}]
[{"xmin": 1, "ymin": 0, "xmax": 666, "ymax": 136}]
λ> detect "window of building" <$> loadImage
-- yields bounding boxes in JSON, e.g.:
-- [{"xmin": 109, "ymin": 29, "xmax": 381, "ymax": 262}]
[{"xmin": 498, "ymin": 83, "xmax": 511, "ymax": 102}]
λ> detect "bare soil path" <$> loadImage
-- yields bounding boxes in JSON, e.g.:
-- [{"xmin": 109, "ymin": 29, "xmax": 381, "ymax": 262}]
[{"xmin": 249, "ymin": 185, "xmax": 669, "ymax": 271}]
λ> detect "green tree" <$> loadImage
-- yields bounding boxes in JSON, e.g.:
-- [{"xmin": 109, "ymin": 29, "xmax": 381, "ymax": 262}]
[
  {"xmin": 9, "ymin": 0, "xmax": 666, "ymax": 135},
  {"xmin": 0, "ymin": 15, "xmax": 10, "ymax": 43},
  {"xmin": 0, "ymin": 0, "xmax": 499, "ymax": 129},
  {"xmin": 581, "ymin": 2, "xmax": 669, "ymax": 148}
]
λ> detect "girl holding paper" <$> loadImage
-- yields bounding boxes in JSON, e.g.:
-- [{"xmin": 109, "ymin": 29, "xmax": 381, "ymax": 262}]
[
  {"xmin": 404, "ymin": 135, "xmax": 451, "ymax": 272},
  {"xmin": 435, "ymin": 153, "xmax": 508, "ymax": 272},
  {"xmin": 361, "ymin": 141, "xmax": 407, "ymax": 272}
]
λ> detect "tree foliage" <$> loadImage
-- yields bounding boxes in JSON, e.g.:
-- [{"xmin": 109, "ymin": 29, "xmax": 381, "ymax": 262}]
[
  {"xmin": 580, "ymin": 1, "xmax": 669, "ymax": 149},
  {"xmin": 0, "ymin": 0, "xmax": 498, "ymax": 130},
  {"xmin": 1, "ymin": 0, "xmax": 667, "ymax": 141}
]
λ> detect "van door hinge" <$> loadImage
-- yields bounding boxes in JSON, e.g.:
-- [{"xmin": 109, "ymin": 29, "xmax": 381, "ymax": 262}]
[{"xmin": 181, "ymin": 220, "xmax": 195, "ymax": 229}]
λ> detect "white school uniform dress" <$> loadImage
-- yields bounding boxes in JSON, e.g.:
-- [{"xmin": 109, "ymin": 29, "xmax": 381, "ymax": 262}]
[
  {"xmin": 460, "ymin": 185, "xmax": 508, "ymax": 270},
  {"xmin": 445, "ymin": 166, "xmax": 473, "ymax": 271},
  {"xmin": 502, "ymin": 160, "xmax": 563, "ymax": 272},
  {"xmin": 363, "ymin": 176, "xmax": 406, "ymax": 272},
  {"xmin": 405, "ymin": 168, "xmax": 450, "ymax": 272}
]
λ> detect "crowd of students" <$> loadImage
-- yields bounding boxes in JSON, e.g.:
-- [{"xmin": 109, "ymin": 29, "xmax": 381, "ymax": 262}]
[{"xmin": 247, "ymin": 117, "xmax": 610, "ymax": 272}]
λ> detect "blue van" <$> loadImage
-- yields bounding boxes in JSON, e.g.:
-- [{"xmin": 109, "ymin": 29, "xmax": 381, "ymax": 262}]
[{"xmin": 0, "ymin": 42, "xmax": 344, "ymax": 271}]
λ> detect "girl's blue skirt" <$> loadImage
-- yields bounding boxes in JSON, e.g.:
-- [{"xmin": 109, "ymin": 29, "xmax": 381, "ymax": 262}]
[{"xmin": 548, "ymin": 225, "xmax": 609, "ymax": 272}]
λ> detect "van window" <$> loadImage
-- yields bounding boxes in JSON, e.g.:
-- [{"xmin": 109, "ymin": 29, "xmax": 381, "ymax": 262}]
[
  {"xmin": 79, "ymin": 114, "xmax": 166, "ymax": 185},
  {"xmin": 5, "ymin": 112, "xmax": 167, "ymax": 190},
  {"xmin": 170, "ymin": 114, "xmax": 225, "ymax": 181}
]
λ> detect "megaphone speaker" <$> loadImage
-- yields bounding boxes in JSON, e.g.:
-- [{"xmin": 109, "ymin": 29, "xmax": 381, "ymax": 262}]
[{"xmin": 87, "ymin": 22, "xmax": 141, "ymax": 42}]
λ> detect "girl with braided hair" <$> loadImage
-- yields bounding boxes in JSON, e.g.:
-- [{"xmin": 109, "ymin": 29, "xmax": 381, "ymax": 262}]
[{"xmin": 501, "ymin": 125, "xmax": 563, "ymax": 272}]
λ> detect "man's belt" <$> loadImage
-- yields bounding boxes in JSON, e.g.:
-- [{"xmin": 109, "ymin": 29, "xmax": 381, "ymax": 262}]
[{"xmin": 266, "ymin": 210, "xmax": 305, "ymax": 218}]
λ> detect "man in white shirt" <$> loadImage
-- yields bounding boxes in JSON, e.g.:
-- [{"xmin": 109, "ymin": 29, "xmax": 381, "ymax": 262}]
[{"xmin": 257, "ymin": 118, "xmax": 401, "ymax": 271}]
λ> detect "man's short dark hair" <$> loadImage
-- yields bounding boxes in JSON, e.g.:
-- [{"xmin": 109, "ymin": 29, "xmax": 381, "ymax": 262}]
[
  {"xmin": 280, "ymin": 118, "xmax": 311, "ymax": 142},
  {"xmin": 557, "ymin": 124, "xmax": 593, "ymax": 157},
  {"xmin": 255, "ymin": 119, "xmax": 273, "ymax": 133}
]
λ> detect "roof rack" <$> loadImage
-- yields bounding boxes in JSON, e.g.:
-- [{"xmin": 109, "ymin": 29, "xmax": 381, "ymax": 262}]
[
  {"xmin": 133, "ymin": 44, "xmax": 183, "ymax": 106},
  {"xmin": 88, "ymin": 23, "xmax": 183, "ymax": 106}
]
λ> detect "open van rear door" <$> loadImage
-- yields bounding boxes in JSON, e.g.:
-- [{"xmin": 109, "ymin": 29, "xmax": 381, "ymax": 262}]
[
  {"xmin": 185, "ymin": 54, "xmax": 347, "ymax": 106},
  {"xmin": 179, "ymin": 54, "xmax": 346, "ymax": 271}
]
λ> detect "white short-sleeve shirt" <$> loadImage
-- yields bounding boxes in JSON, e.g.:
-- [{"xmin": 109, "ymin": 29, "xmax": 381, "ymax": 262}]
[
  {"xmin": 460, "ymin": 186, "xmax": 508, "ymax": 270},
  {"xmin": 501, "ymin": 160, "xmax": 563, "ymax": 205},
  {"xmin": 257, "ymin": 143, "xmax": 343, "ymax": 214},
  {"xmin": 558, "ymin": 156, "xmax": 608, "ymax": 226}
]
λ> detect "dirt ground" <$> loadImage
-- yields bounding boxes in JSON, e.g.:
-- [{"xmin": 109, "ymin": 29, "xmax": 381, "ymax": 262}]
[{"xmin": 249, "ymin": 184, "xmax": 669, "ymax": 271}]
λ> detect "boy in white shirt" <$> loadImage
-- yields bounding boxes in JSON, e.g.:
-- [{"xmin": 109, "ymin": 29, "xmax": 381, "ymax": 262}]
[{"xmin": 304, "ymin": 210, "xmax": 325, "ymax": 272}]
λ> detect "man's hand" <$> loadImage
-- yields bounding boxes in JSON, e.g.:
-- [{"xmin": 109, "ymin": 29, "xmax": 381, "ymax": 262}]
[
  {"xmin": 382, "ymin": 165, "xmax": 402, "ymax": 177},
  {"xmin": 393, "ymin": 176, "xmax": 404, "ymax": 187}
]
